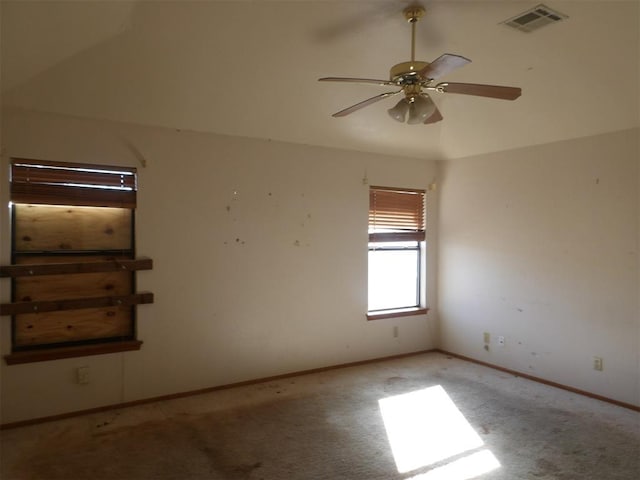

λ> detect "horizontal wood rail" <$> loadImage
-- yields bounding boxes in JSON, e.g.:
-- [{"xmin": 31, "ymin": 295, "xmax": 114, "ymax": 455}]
[
  {"xmin": 0, "ymin": 257, "xmax": 153, "ymax": 278},
  {"xmin": 4, "ymin": 340, "xmax": 143, "ymax": 365},
  {"xmin": 0, "ymin": 292, "xmax": 154, "ymax": 316}
]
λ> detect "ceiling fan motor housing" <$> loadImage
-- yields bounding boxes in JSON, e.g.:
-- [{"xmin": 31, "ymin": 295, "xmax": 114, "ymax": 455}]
[{"xmin": 390, "ymin": 61, "xmax": 430, "ymax": 83}]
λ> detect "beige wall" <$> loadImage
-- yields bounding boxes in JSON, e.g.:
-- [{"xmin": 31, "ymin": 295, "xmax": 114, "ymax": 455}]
[
  {"xmin": 438, "ymin": 128, "xmax": 640, "ymax": 406},
  {"xmin": 3, "ymin": 108, "xmax": 636, "ymax": 424},
  {"xmin": 0, "ymin": 108, "xmax": 439, "ymax": 424}
]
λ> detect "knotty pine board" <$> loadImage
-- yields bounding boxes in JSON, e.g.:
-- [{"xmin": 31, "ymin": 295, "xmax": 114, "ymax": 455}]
[
  {"xmin": 14, "ymin": 255, "xmax": 132, "ymax": 302},
  {"xmin": 14, "ymin": 204, "xmax": 132, "ymax": 251},
  {"xmin": 12, "ymin": 255, "xmax": 134, "ymax": 346},
  {"xmin": 14, "ymin": 307, "xmax": 132, "ymax": 347}
]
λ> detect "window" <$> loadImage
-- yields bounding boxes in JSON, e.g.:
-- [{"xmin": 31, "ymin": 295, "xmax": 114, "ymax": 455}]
[
  {"xmin": 0, "ymin": 159, "xmax": 154, "ymax": 364},
  {"xmin": 367, "ymin": 186, "xmax": 427, "ymax": 320}
]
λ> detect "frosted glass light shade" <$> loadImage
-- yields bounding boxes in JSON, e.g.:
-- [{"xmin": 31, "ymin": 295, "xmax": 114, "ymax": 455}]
[
  {"xmin": 388, "ymin": 99, "xmax": 410, "ymax": 122},
  {"xmin": 407, "ymin": 95, "xmax": 436, "ymax": 125}
]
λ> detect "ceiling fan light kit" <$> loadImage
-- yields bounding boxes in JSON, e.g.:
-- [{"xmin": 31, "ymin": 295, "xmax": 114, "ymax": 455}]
[
  {"xmin": 410, "ymin": 95, "xmax": 436, "ymax": 124},
  {"xmin": 388, "ymin": 99, "xmax": 410, "ymax": 122},
  {"xmin": 319, "ymin": 5, "xmax": 522, "ymax": 125}
]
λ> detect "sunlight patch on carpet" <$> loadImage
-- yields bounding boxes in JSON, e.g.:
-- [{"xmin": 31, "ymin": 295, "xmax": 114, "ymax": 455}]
[
  {"xmin": 379, "ymin": 385, "xmax": 500, "ymax": 477},
  {"xmin": 406, "ymin": 450, "xmax": 501, "ymax": 480}
]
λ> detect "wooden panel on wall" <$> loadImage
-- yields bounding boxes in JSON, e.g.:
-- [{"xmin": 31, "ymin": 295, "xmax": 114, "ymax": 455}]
[
  {"xmin": 15, "ymin": 271, "xmax": 131, "ymax": 302},
  {"xmin": 14, "ymin": 204, "xmax": 132, "ymax": 251},
  {"xmin": 14, "ymin": 255, "xmax": 131, "ymax": 302},
  {"xmin": 14, "ymin": 307, "xmax": 132, "ymax": 347}
]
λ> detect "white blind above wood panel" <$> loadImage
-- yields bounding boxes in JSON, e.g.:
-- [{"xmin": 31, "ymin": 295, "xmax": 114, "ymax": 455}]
[
  {"xmin": 11, "ymin": 159, "xmax": 137, "ymax": 208},
  {"xmin": 369, "ymin": 186, "xmax": 425, "ymax": 242}
]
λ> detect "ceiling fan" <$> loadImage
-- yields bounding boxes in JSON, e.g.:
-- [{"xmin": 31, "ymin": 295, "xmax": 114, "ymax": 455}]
[{"xmin": 318, "ymin": 5, "xmax": 521, "ymax": 125}]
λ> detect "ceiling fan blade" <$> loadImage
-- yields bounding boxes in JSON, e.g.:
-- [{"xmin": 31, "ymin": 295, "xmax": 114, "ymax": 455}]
[
  {"xmin": 419, "ymin": 54, "xmax": 471, "ymax": 80},
  {"xmin": 439, "ymin": 82, "xmax": 522, "ymax": 100},
  {"xmin": 332, "ymin": 91, "xmax": 401, "ymax": 117},
  {"xmin": 319, "ymin": 77, "xmax": 395, "ymax": 86},
  {"xmin": 424, "ymin": 106, "xmax": 443, "ymax": 125}
]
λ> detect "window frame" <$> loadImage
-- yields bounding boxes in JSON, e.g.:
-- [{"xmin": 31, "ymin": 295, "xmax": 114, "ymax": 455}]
[
  {"xmin": 367, "ymin": 186, "xmax": 428, "ymax": 320},
  {"xmin": 1, "ymin": 159, "xmax": 152, "ymax": 364}
]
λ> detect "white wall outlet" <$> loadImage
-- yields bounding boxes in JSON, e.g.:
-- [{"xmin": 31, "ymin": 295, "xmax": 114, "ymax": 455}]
[
  {"xmin": 76, "ymin": 366, "xmax": 90, "ymax": 384},
  {"xmin": 593, "ymin": 356, "xmax": 603, "ymax": 371},
  {"xmin": 483, "ymin": 332, "xmax": 490, "ymax": 344},
  {"xmin": 498, "ymin": 336, "xmax": 505, "ymax": 346},
  {"xmin": 393, "ymin": 326, "xmax": 399, "ymax": 338}
]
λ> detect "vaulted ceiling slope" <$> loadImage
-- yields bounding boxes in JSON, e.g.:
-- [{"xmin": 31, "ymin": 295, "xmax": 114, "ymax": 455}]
[{"xmin": 2, "ymin": 1, "xmax": 638, "ymax": 160}]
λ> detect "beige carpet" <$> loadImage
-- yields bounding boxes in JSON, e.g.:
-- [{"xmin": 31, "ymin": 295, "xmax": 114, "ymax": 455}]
[{"xmin": 1, "ymin": 352, "xmax": 639, "ymax": 479}]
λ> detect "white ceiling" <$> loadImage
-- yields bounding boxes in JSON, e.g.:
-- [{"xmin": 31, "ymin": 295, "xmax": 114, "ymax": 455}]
[{"xmin": 2, "ymin": 0, "xmax": 638, "ymax": 160}]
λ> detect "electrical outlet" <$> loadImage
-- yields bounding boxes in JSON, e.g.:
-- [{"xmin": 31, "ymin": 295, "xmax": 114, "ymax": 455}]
[
  {"xmin": 483, "ymin": 332, "xmax": 490, "ymax": 344},
  {"xmin": 593, "ymin": 356, "xmax": 603, "ymax": 371},
  {"xmin": 393, "ymin": 326, "xmax": 399, "ymax": 338},
  {"xmin": 76, "ymin": 366, "xmax": 90, "ymax": 384},
  {"xmin": 498, "ymin": 336, "xmax": 505, "ymax": 346}
]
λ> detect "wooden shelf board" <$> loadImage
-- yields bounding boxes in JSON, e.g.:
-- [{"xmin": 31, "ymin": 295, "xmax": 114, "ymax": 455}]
[
  {"xmin": 0, "ymin": 292, "xmax": 154, "ymax": 316},
  {"xmin": 0, "ymin": 257, "xmax": 152, "ymax": 278},
  {"xmin": 4, "ymin": 340, "xmax": 143, "ymax": 365}
]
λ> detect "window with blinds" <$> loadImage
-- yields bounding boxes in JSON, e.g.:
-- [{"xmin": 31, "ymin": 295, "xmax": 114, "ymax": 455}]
[{"xmin": 368, "ymin": 186, "xmax": 427, "ymax": 318}]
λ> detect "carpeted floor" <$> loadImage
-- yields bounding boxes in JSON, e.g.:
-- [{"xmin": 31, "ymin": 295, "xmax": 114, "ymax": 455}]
[{"xmin": 1, "ymin": 352, "xmax": 639, "ymax": 479}]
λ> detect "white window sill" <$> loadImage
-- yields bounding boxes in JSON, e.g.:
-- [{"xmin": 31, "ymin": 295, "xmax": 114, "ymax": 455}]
[{"xmin": 366, "ymin": 307, "xmax": 429, "ymax": 321}]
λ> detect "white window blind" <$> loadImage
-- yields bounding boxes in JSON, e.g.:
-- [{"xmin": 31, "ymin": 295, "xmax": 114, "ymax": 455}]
[{"xmin": 369, "ymin": 186, "xmax": 425, "ymax": 242}]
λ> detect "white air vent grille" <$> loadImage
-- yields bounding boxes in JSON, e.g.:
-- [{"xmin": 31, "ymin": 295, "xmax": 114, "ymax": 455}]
[{"xmin": 502, "ymin": 4, "xmax": 568, "ymax": 33}]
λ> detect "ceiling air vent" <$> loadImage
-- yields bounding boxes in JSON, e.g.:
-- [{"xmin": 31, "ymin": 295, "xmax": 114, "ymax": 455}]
[{"xmin": 502, "ymin": 4, "xmax": 568, "ymax": 33}]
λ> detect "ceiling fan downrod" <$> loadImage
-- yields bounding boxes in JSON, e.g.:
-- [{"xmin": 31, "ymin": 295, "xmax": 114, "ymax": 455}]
[
  {"xmin": 404, "ymin": 6, "xmax": 425, "ymax": 63},
  {"xmin": 388, "ymin": 6, "xmax": 428, "ymax": 83}
]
